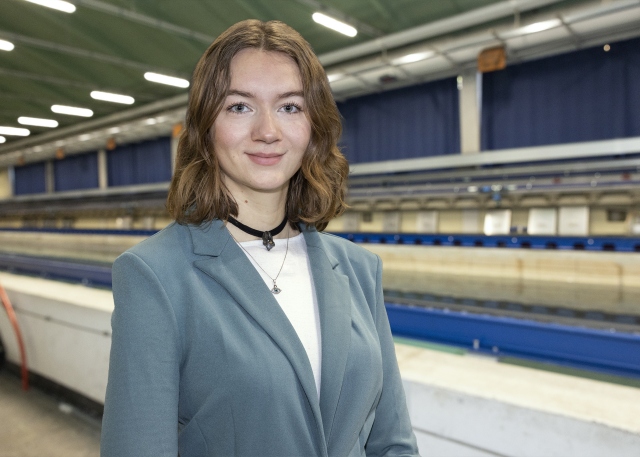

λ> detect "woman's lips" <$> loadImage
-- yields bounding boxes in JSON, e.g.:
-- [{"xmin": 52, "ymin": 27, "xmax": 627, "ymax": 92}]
[{"xmin": 246, "ymin": 152, "xmax": 283, "ymax": 166}]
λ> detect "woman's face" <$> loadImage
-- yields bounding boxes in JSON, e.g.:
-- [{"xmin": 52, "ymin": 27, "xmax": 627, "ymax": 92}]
[{"xmin": 212, "ymin": 48, "xmax": 311, "ymax": 200}]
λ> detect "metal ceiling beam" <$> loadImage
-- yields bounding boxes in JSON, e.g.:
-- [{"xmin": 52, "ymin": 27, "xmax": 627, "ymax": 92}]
[
  {"xmin": 0, "ymin": 67, "xmax": 98, "ymax": 91},
  {"xmin": 366, "ymin": 0, "xmax": 409, "ymax": 29},
  {"xmin": 349, "ymin": 137, "xmax": 640, "ymax": 176},
  {"xmin": 71, "ymin": 0, "xmax": 215, "ymax": 44},
  {"xmin": 0, "ymin": 30, "xmax": 188, "ymax": 77},
  {"xmin": 0, "ymin": 91, "xmax": 67, "ymax": 106},
  {"xmin": 348, "ymin": 158, "xmax": 640, "ymax": 188},
  {"xmin": 317, "ymin": 0, "xmax": 567, "ymax": 65}
]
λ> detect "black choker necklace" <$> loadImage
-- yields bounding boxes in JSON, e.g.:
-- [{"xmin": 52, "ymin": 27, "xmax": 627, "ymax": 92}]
[{"xmin": 227, "ymin": 215, "xmax": 288, "ymax": 251}]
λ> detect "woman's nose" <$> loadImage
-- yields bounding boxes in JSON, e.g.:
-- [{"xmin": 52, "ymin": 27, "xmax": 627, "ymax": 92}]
[{"xmin": 252, "ymin": 110, "xmax": 281, "ymax": 143}]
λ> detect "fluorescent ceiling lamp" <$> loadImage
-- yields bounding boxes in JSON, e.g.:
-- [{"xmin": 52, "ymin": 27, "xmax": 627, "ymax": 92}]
[
  {"xmin": 51, "ymin": 105, "xmax": 94, "ymax": 117},
  {"xmin": 144, "ymin": 72, "xmax": 189, "ymax": 88},
  {"xmin": 0, "ymin": 126, "xmax": 30, "ymax": 136},
  {"xmin": 327, "ymin": 73, "xmax": 345, "ymax": 82},
  {"xmin": 312, "ymin": 12, "xmax": 357, "ymax": 37},
  {"xmin": 24, "ymin": 0, "xmax": 75, "ymax": 13},
  {"xmin": 392, "ymin": 51, "xmax": 435, "ymax": 65},
  {"xmin": 18, "ymin": 117, "xmax": 59, "ymax": 128},
  {"xmin": 0, "ymin": 136, "xmax": 5, "ymax": 144},
  {"xmin": 0, "ymin": 39, "xmax": 14, "ymax": 51},
  {"xmin": 511, "ymin": 18, "xmax": 562, "ymax": 36},
  {"xmin": 91, "ymin": 91, "xmax": 135, "ymax": 104}
]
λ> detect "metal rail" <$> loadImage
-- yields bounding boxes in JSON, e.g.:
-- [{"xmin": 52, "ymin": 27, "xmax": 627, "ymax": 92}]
[
  {"xmin": 386, "ymin": 303, "xmax": 640, "ymax": 379},
  {"xmin": 334, "ymin": 232, "xmax": 640, "ymax": 252}
]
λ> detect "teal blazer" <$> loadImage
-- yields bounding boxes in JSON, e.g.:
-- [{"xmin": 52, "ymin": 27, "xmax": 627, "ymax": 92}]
[{"xmin": 101, "ymin": 220, "xmax": 419, "ymax": 457}]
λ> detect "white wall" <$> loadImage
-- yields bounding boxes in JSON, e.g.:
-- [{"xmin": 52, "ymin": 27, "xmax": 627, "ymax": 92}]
[
  {"xmin": 327, "ymin": 207, "xmax": 636, "ymax": 236},
  {"xmin": 0, "ymin": 167, "xmax": 11, "ymax": 199}
]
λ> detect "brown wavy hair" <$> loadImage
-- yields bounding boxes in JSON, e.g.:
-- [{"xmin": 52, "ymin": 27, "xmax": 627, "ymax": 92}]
[{"xmin": 167, "ymin": 19, "xmax": 349, "ymax": 231}]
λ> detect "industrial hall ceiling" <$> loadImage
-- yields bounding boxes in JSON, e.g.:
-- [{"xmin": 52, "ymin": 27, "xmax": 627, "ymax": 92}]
[{"xmin": 1, "ymin": 0, "xmax": 639, "ymax": 159}]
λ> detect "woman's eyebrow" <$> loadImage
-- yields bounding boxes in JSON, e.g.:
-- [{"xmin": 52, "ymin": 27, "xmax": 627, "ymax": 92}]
[
  {"xmin": 227, "ymin": 89, "xmax": 254, "ymax": 98},
  {"xmin": 278, "ymin": 91, "xmax": 304, "ymax": 99},
  {"xmin": 226, "ymin": 89, "xmax": 304, "ymax": 99}
]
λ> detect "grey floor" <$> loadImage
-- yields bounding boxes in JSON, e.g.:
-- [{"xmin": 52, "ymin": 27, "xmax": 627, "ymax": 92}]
[{"xmin": 0, "ymin": 370, "xmax": 101, "ymax": 457}]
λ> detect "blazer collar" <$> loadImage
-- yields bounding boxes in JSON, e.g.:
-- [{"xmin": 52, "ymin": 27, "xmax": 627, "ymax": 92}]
[
  {"xmin": 302, "ymin": 227, "xmax": 353, "ymax": 447},
  {"xmin": 187, "ymin": 219, "xmax": 230, "ymax": 257},
  {"xmin": 188, "ymin": 221, "xmax": 353, "ymax": 452}
]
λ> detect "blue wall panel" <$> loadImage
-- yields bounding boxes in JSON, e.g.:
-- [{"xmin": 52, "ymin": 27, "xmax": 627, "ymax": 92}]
[
  {"xmin": 386, "ymin": 304, "xmax": 640, "ymax": 378},
  {"xmin": 107, "ymin": 137, "xmax": 172, "ymax": 187},
  {"xmin": 482, "ymin": 36, "xmax": 640, "ymax": 150},
  {"xmin": 338, "ymin": 77, "xmax": 460, "ymax": 164},
  {"xmin": 13, "ymin": 162, "xmax": 46, "ymax": 195},
  {"xmin": 54, "ymin": 152, "xmax": 99, "ymax": 192}
]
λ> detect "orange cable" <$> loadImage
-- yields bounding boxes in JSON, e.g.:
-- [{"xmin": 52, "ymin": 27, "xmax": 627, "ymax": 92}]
[{"xmin": 0, "ymin": 281, "xmax": 28, "ymax": 390}]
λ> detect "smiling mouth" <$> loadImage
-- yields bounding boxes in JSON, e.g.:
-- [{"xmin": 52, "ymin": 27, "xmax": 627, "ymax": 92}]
[{"xmin": 246, "ymin": 152, "xmax": 284, "ymax": 165}]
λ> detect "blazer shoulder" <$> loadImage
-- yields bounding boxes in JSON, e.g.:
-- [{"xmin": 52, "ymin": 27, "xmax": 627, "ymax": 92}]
[{"xmin": 119, "ymin": 221, "xmax": 191, "ymax": 266}]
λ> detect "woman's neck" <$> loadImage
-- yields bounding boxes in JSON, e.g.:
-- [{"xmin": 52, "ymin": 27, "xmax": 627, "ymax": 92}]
[{"xmin": 225, "ymin": 187, "xmax": 298, "ymax": 242}]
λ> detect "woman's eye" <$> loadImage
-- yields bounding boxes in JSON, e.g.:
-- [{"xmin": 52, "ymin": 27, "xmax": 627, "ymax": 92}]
[
  {"xmin": 280, "ymin": 103, "xmax": 302, "ymax": 114},
  {"xmin": 228, "ymin": 103, "xmax": 250, "ymax": 114}
]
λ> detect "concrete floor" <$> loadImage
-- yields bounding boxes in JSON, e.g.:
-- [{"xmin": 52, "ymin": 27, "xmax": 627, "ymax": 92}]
[{"xmin": 0, "ymin": 370, "xmax": 100, "ymax": 457}]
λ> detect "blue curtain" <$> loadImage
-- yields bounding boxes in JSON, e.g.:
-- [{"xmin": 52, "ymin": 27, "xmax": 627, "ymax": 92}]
[
  {"xmin": 107, "ymin": 137, "xmax": 172, "ymax": 187},
  {"xmin": 54, "ymin": 152, "xmax": 99, "ymax": 192},
  {"xmin": 14, "ymin": 162, "xmax": 46, "ymax": 195},
  {"xmin": 338, "ymin": 77, "xmax": 460, "ymax": 164},
  {"xmin": 482, "ymin": 36, "xmax": 640, "ymax": 150}
]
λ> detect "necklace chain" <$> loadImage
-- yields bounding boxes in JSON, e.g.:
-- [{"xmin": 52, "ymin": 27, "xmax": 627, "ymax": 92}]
[{"xmin": 231, "ymin": 226, "xmax": 290, "ymax": 294}]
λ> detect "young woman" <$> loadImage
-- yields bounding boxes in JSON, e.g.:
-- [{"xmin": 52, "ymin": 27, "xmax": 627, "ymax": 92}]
[{"xmin": 101, "ymin": 19, "xmax": 419, "ymax": 457}]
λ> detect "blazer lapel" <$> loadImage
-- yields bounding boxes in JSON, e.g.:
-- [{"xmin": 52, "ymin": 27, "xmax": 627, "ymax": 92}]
[
  {"xmin": 303, "ymin": 228, "xmax": 353, "ymax": 444},
  {"xmin": 188, "ymin": 221, "xmax": 326, "ymax": 450}
]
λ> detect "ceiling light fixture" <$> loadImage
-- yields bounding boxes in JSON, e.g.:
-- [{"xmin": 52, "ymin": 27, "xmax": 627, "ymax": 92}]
[
  {"xmin": 327, "ymin": 73, "xmax": 345, "ymax": 82},
  {"xmin": 51, "ymin": 105, "xmax": 94, "ymax": 117},
  {"xmin": 0, "ymin": 127, "xmax": 30, "ymax": 136},
  {"xmin": 18, "ymin": 117, "xmax": 59, "ymax": 128},
  {"xmin": 23, "ymin": 0, "xmax": 76, "ymax": 13},
  {"xmin": 0, "ymin": 136, "xmax": 5, "ymax": 144},
  {"xmin": 0, "ymin": 40, "xmax": 15, "ymax": 52},
  {"xmin": 509, "ymin": 18, "xmax": 562, "ymax": 37},
  {"xmin": 312, "ymin": 12, "xmax": 357, "ymax": 37},
  {"xmin": 144, "ymin": 72, "xmax": 190, "ymax": 88},
  {"xmin": 391, "ymin": 51, "xmax": 436, "ymax": 65},
  {"xmin": 90, "ymin": 91, "xmax": 135, "ymax": 105}
]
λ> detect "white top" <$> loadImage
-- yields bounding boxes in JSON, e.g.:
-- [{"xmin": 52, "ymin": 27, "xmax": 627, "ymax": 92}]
[{"xmin": 237, "ymin": 233, "xmax": 322, "ymax": 398}]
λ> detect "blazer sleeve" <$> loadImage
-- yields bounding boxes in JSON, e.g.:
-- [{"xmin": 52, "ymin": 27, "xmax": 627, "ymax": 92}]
[
  {"xmin": 365, "ymin": 255, "xmax": 420, "ymax": 457},
  {"xmin": 101, "ymin": 251, "xmax": 181, "ymax": 457}
]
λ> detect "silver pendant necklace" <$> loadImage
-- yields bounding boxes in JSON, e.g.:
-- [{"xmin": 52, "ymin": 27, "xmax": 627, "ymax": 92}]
[{"xmin": 232, "ymin": 226, "xmax": 290, "ymax": 294}]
